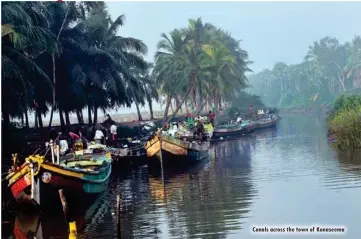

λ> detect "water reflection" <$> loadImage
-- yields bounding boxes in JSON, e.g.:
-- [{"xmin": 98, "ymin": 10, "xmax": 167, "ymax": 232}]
[{"xmin": 3, "ymin": 114, "xmax": 361, "ymax": 238}]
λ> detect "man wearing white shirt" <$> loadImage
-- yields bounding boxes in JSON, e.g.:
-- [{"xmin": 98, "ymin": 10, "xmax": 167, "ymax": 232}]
[
  {"xmin": 110, "ymin": 124, "xmax": 118, "ymax": 146},
  {"xmin": 94, "ymin": 128, "xmax": 104, "ymax": 144}
]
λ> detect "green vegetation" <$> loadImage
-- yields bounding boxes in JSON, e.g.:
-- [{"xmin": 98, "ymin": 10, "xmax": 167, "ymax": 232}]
[
  {"xmin": 2, "ymin": 2, "xmax": 252, "ymax": 130},
  {"xmin": 2, "ymin": 2, "xmax": 256, "ymax": 158},
  {"xmin": 328, "ymin": 95, "xmax": 361, "ymax": 150},
  {"xmin": 225, "ymin": 92, "xmax": 266, "ymax": 119},
  {"xmin": 153, "ymin": 18, "xmax": 251, "ymax": 118},
  {"xmin": 2, "ymin": 2, "xmax": 155, "ymax": 130},
  {"xmin": 249, "ymin": 36, "xmax": 361, "ymax": 108}
]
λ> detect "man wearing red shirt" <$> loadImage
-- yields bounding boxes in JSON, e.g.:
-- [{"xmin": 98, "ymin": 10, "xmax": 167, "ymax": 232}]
[{"xmin": 209, "ymin": 111, "xmax": 215, "ymax": 126}]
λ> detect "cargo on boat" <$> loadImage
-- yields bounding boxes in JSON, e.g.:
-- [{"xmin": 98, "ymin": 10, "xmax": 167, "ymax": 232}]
[
  {"xmin": 145, "ymin": 134, "xmax": 210, "ymax": 162},
  {"xmin": 5, "ymin": 147, "xmax": 112, "ymax": 209},
  {"xmin": 177, "ymin": 122, "xmax": 214, "ymax": 141},
  {"xmin": 87, "ymin": 140, "xmax": 147, "ymax": 166}
]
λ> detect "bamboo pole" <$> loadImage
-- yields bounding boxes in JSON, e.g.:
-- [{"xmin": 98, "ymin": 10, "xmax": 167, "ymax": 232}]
[
  {"xmin": 56, "ymin": 144, "xmax": 60, "ymax": 164},
  {"xmin": 30, "ymin": 164, "xmax": 35, "ymax": 199},
  {"xmin": 50, "ymin": 140, "xmax": 55, "ymax": 164},
  {"xmin": 58, "ymin": 189, "xmax": 78, "ymax": 239},
  {"xmin": 159, "ymin": 137, "xmax": 165, "ymax": 185},
  {"xmin": 116, "ymin": 194, "xmax": 122, "ymax": 239}
]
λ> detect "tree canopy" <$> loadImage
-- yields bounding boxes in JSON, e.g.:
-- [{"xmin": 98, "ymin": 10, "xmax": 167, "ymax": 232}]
[
  {"xmin": 2, "ymin": 3, "xmax": 253, "ymax": 130},
  {"xmin": 154, "ymin": 18, "xmax": 252, "ymax": 118},
  {"xmin": 1, "ymin": 1, "xmax": 154, "ymax": 130},
  {"xmin": 248, "ymin": 36, "xmax": 361, "ymax": 108}
]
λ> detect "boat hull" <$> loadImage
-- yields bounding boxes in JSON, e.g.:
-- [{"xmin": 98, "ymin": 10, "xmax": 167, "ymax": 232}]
[
  {"xmin": 145, "ymin": 135, "xmax": 210, "ymax": 162},
  {"xmin": 7, "ymin": 153, "xmax": 112, "ymax": 209},
  {"xmin": 212, "ymin": 125, "xmax": 247, "ymax": 141},
  {"xmin": 254, "ymin": 117, "xmax": 279, "ymax": 130}
]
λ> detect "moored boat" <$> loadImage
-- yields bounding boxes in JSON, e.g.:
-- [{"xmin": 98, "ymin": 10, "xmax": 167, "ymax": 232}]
[
  {"xmin": 145, "ymin": 134, "xmax": 210, "ymax": 162},
  {"xmin": 6, "ymin": 148, "xmax": 112, "ymax": 209},
  {"xmin": 254, "ymin": 114, "xmax": 279, "ymax": 130},
  {"xmin": 241, "ymin": 119, "xmax": 255, "ymax": 133},
  {"xmin": 212, "ymin": 122, "xmax": 247, "ymax": 141}
]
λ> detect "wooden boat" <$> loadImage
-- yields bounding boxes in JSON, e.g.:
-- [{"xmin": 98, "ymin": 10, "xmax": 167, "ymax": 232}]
[
  {"xmin": 145, "ymin": 134, "xmax": 210, "ymax": 162},
  {"xmin": 241, "ymin": 120, "xmax": 255, "ymax": 133},
  {"xmin": 6, "ymin": 150, "xmax": 112, "ymax": 208},
  {"xmin": 254, "ymin": 114, "xmax": 279, "ymax": 130},
  {"xmin": 212, "ymin": 122, "xmax": 247, "ymax": 141}
]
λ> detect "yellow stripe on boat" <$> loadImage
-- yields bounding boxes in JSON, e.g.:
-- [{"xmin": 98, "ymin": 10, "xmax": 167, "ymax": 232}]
[
  {"xmin": 8, "ymin": 165, "xmax": 30, "ymax": 185},
  {"xmin": 41, "ymin": 164, "xmax": 84, "ymax": 178}
]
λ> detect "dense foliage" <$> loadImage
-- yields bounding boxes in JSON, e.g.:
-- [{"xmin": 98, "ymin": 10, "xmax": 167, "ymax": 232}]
[
  {"xmin": 328, "ymin": 95, "xmax": 361, "ymax": 150},
  {"xmin": 2, "ymin": 2, "xmax": 253, "ymax": 130},
  {"xmin": 248, "ymin": 36, "xmax": 361, "ymax": 108},
  {"xmin": 2, "ymin": 1, "xmax": 155, "ymax": 130},
  {"xmin": 153, "ymin": 18, "xmax": 252, "ymax": 118}
]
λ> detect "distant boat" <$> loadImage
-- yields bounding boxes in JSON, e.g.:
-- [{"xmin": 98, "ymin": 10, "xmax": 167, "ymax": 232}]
[
  {"xmin": 254, "ymin": 114, "xmax": 279, "ymax": 130},
  {"xmin": 211, "ymin": 121, "xmax": 249, "ymax": 141},
  {"xmin": 6, "ymin": 150, "xmax": 112, "ymax": 209},
  {"xmin": 145, "ymin": 134, "xmax": 210, "ymax": 162}
]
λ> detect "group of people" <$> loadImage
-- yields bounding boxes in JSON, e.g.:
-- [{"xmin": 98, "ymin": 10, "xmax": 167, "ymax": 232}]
[
  {"xmin": 162, "ymin": 111, "xmax": 216, "ymax": 141},
  {"xmin": 48, "ymin": 115, "xmax": 120, "ymax": 154},
  {"xmin": 93, "ymin": 123, "xmax": 118, "ymax": 146}
]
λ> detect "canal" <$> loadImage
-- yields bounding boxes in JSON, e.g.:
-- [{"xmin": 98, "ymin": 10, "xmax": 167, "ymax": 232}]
[{"xmin": 2, "ymin": 114, "xmax": 361, "ymax": 238}]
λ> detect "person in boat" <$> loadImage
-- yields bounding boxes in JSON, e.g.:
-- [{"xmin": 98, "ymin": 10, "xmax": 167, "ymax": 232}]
[
  {"xmin": 177, "ymin": 120, "xmax": 184, "ymax": 132},
  {"xmin": 249, "ymin": 105, "xmax": 254, "ymax": 118},
  {"xmin": 193, "ymin": 118, "xmax": 205, "ymax": 141},
  {"xmin": 94, "ymin": 124, "xmax": 105, "ymax": 144},
  {"xmin": 59, "ymin": 134, "xmax": 69, "ymax": 155},
  {"xmin": 69, "ymin": 132, "xmax": 83, "ymax": 151},
  {"xmin": 186, "ymin": 113, "xmax": 195, "ymax": 130},
  {"xmin": 208, "ymin": 111, "xmax": 216, "ymax": 127},
  {"xmin": 168, "ymin": 123, "xmax": 178, "ymax": 137},
  {"xmin": 236, "ymin": 113, "xmax": 242, "ymax": 124}
]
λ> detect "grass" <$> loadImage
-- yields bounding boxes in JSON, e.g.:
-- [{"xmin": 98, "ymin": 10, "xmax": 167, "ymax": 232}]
[{"xmin": 328, "ymin": 104, "xmax": 361, "ymax": 150}]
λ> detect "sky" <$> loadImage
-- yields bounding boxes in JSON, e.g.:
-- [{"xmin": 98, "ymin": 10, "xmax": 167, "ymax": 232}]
[
  {"xmin": 106, "ymin": 1, "xmax": 361, "ymax": 73},
  {"xmin": 32, "ymin": 1, "xmax": 361, "ymax": 123}
]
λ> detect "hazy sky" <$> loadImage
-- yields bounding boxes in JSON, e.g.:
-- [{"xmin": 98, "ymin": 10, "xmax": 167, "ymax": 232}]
[{"xmin": 106, "ymin": 1, "xmax": 361, "ymax": 73}]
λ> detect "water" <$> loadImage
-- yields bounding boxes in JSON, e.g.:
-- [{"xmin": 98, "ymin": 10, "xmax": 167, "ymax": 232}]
[{"xmin": 2, "ymin": 114, "xmax": 361, "ymax": 238}]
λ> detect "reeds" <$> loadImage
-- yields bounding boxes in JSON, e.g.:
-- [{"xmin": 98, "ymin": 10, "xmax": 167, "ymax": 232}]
[{"xmin": 328, "ymin": 106, "xmax": 361, "ymax": 150}]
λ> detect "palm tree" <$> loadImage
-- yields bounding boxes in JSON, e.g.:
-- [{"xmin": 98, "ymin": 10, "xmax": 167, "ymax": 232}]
[
  {"xmin": 1, "ymin": 2, "xmax": 58, "ymax": 127},
  {"xmin": 81, "ymin": 6, "xmax": 148, "ymax": 122}
]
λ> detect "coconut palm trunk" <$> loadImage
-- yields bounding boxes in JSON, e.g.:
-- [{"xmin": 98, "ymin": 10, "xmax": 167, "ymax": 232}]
[
  {"xmin": 147, "ymin": 98, "xmax": 154, "ymax": 120},
  {"xmin": 48, "ymin": 4, "xmax": 70, "ymax": 127},
  {"xmin": 87, "ymin": 106, "xmax": 92, "ymax": 125},
  {"xmin": 163, "ymin": 95, "xmax": 172, "ymax": 118},
  {"xmin": 135, "ymin": 102, "xmax": 143, "ymax": 121}
]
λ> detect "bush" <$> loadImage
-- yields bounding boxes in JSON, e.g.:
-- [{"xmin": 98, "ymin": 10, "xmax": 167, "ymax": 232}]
[
  {"xmin": 328, "ymin": 94, "xmax": 361, "ymax": 121},
  {"xmin": 328, "ymin": 105, "xmax": 361, "ymax": 150}
]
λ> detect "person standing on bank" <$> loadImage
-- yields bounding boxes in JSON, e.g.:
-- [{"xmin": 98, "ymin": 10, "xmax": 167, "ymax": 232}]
[
  {"xmin": 208, "ymin": 111, "xmax": 215, "ymax": 127},
  {"xmin": 110, "ymin": 123, "xmax": 118, "ymax": 146}
]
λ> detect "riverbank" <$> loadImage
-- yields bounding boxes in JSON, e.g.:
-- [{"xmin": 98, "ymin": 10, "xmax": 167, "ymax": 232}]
[{"xmin": 327, "ymin": 95, "xmax": 361, "ymax": 150}]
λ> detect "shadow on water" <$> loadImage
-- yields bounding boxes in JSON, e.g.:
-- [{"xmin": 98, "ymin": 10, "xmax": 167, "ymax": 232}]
[{"xmin": 2, "ymin": 114, "xmax": 361, "ymax": 238}]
